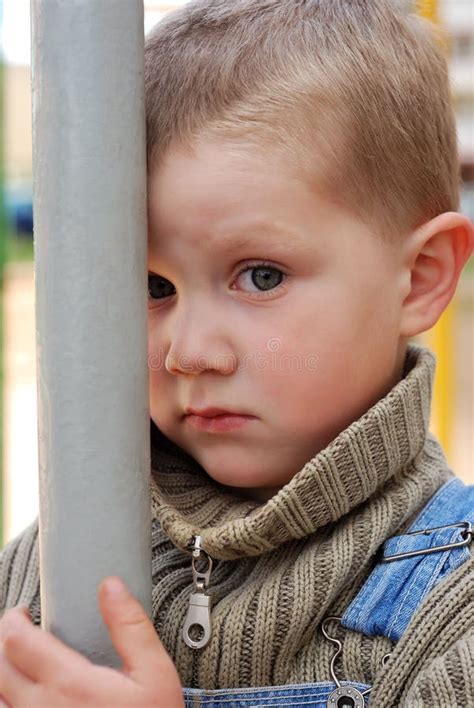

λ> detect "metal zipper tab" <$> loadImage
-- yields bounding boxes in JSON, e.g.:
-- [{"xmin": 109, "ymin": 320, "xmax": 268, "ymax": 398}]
[{"xmin": 183, "ymin": 535, "xmax": 213, "ymax": 650}]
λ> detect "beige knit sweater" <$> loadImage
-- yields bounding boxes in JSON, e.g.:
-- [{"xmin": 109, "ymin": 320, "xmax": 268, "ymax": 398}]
[{"xmin": 1, "ymin": 345, "xmax": 473, "ymax": 707}]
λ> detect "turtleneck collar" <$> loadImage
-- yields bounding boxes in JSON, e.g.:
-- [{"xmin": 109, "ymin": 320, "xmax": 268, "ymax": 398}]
[{"xmin": 150, "ymin": 344, "xmax": 434, "ymax": 560}]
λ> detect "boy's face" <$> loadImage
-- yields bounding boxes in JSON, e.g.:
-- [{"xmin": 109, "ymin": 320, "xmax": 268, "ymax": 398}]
[{"xmin": 147, "ymin": 138, "xmax": 408, "ymax": 501}]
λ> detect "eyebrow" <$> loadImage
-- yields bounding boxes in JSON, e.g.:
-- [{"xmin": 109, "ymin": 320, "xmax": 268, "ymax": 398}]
[
  {"xmin": 214, "ymin": 221, "xmax": 311, "ymax": 254},
  {"xmin": 147, "ymin": 222, "xmax": 314, "ymax": 271}
]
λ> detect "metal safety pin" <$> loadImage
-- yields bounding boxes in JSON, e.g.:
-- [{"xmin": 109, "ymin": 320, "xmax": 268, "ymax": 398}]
[{"xmin": 382, "ymin": 521, "xmax": 472, "ymax": 562}]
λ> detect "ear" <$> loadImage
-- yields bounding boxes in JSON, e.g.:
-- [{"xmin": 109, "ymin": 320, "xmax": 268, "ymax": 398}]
[{"xmin": 400, "ymin": 212, "xmax": 474, "ymax": 338}]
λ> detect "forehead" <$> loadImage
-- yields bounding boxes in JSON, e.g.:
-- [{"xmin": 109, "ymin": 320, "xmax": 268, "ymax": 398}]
[
  {"xmin": 149, "ymin": 139, "xmax": 291, "ymax": 220},
  {"xmin": 147, "ymin": 138, "xmax": 333, "ymax": 251}
]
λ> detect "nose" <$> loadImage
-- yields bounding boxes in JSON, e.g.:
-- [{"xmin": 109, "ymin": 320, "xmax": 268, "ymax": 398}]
[{"xmin": 163, "ymin": 301, "xmax": 237, "ymax": 377}]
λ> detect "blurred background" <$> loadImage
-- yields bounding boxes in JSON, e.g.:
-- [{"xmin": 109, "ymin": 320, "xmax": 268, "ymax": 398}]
[{"xmin": 0, "ymin": 0, "xmax": 472, "ymax": 546}]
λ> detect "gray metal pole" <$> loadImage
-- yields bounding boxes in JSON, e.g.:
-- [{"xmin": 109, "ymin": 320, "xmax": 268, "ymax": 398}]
[{"xmin": 30, "ymin": 1, "xmax": 150, "ymax": 667}]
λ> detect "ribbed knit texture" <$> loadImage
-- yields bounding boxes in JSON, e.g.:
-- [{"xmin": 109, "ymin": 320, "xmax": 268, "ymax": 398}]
[{"xmin": 1, "ymin": 344, "xmax": 473, "ymax": 707}]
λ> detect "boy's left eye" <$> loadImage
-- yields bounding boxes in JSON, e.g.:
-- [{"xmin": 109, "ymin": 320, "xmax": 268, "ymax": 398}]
[{"xmin": 233, "ymin": 262, "xmax": 285, "ymax": 296}]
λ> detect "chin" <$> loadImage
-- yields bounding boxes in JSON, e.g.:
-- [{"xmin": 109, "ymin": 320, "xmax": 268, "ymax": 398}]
[
  {"xmin": 203, "ymin": 465, "xmax": 254, "ymax": 488},
  {"xmin": 203, "ymin": 462, "xmax": 288, "ymax": 491}
]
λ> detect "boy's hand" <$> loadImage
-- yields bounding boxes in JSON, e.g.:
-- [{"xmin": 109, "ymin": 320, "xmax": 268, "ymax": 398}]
[{"xmin": 0, "ymin": 577, "xmax": 185, "ymax": 707}]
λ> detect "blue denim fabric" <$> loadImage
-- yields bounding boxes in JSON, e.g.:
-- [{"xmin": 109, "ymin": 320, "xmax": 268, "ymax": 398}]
[
  {"xmin": 183, "ymin": 680, "xmax": 371, "ymax": 707},
  {"xmin": 341, "ymin": 478, "xmax": 473, "ymax": 641}
]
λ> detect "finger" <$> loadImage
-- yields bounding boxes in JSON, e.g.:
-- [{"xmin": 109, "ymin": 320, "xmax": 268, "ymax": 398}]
[
  {"xmin": 0, "ymin": 606, "xmax": 32, "ymax": 642},
  {"xmin": 13, "ymin": 606, "xmax": 30, "ymax": 621},
  {"xmin": 0, "ymin": 608, "xmax": 92, "ymax": 684},
  {"xmin": 99, "ymin": 577, "xmax": 173, "ymax": 681},
  {"xmin": 0, "ymin": 646, "xmax": 34, "ymax": 706},
  {"xmin": 0, "ymin": 606, "xmax": 31, "ymax": 633}
]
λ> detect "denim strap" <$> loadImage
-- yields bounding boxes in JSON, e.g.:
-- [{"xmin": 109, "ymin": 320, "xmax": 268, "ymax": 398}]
[
  {"xmin": 183, "ymin": 681, "xmax": 371, "ymax": 707},
  {"xmin": 341, "ymin": 478, "xmax": 473, "ymax": 642}
]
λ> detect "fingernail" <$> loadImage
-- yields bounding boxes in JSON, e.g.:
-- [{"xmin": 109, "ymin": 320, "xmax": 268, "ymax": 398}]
[{"xmin": 105, "ymin": 577, "xmax": 126, "ymax": 597}]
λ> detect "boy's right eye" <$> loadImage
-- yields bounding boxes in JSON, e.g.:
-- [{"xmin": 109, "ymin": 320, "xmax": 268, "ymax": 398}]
[{"xmin": 148, "ymin": 273, "xmax": 176, "ymax": 300}]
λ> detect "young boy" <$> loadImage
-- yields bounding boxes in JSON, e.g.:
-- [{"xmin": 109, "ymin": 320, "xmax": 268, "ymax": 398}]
[{"xmin": 0, "ymin": 1, "xmax": 473, "ymax": 706}]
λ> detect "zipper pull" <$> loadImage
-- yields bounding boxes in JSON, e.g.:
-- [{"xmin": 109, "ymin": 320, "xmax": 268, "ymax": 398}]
[{"xmin": 183, "ymin": 535, "xmax": 213, "ymax": 649}]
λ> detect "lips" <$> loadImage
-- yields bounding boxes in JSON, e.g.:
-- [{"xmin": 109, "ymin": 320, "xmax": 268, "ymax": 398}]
[
  {"xmin": 184, "ymin": 406, "xmax": 245, "ymax": 418},
  {"xmin": 184, "ymin": 408, "xmax": 257, "ymax": 433}
]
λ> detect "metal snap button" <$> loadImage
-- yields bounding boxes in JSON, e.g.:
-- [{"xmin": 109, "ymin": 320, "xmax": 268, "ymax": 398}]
[{"xmin": 327, "ymin": 685, "xmax": 365, "ymax": 707}]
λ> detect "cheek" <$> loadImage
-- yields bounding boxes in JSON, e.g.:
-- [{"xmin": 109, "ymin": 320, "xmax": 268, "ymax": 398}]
[
  {"xmin": 147, "ymin": 342, "xmax": 171, "ymax": 417},
  {"xmin": 253, "ymin": 336, "xmax": 323, "ymax": 413},
  {"xmin": 248, "ymin": 296, "xmax": 378, "ymax": 429},
  {"xmin": 147, "ymin": 318, "xmax": 170, "ymax": 383},
  {"xmin": 147, "ymin": 341, "xmax": 165, "ymax": 385}
]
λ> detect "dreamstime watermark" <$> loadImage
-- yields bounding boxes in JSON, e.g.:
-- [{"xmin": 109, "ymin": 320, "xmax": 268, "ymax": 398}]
[{"xmin": 148, "ymin": 337, "xmax": 318, "ymax": 373}]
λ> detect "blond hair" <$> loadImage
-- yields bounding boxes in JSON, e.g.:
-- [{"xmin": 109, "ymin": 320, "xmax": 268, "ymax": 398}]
[{"xmin": 144, "ymin": 0, "xmax": 460, "ymax": 239}]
